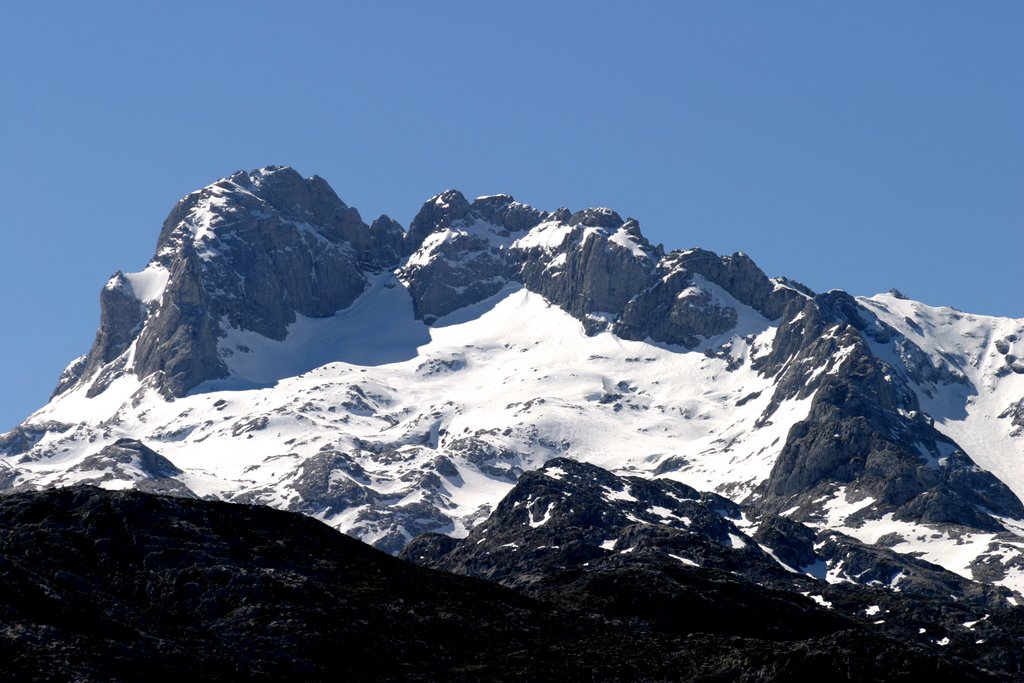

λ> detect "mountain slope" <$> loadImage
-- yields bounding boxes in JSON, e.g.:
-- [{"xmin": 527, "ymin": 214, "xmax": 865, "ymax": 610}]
[
  {"xmin": 404, "ymin": 457, "xmax": 1021, "ymax": 670},
  {"xmin": 2, "ymin": 166, "xmax": 1023, "ymax": 594}
]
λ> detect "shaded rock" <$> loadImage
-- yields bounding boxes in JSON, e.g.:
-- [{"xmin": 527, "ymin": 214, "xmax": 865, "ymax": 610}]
[
  {"xmin": 568, "ymin": 207, "xmax": 623, "ymax": 229},
  {"xmin": 518, "ymin": 220, "xmax": 656, "ymax": 325},
  {"xmin": 56, "ymin": 439, "xmax": 194, "ymax": 497},
  {"xmin": 470, "ymin": 194, "xmax": 545, "ymax": 232},
  {"xmin": 367, "ymin": 214, "xmax": 405, "ymax": 267},
  {"xmin": 0, "ymin": 421, "xmax": 72, "ymax": 458},
  {"xmin": 405, "ymin": 189, "xmax": 472, "ymax": 253}
]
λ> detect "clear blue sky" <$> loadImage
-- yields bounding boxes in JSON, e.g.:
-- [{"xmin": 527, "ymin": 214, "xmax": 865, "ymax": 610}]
[{"xmin": 1, "ymin": 2, "xmax": 1021, "ymax": 431}]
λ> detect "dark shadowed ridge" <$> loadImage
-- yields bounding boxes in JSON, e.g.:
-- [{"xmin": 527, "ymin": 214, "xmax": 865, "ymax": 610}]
[{"xmin": 0, "ymin": 486, "xmax": 1010, "ymax": 682}]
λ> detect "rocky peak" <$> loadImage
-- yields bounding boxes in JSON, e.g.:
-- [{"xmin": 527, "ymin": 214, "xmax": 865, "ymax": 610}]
[
  {"xmin": 568, "ymin": 207, "xmax": 623, "ymax": 229},
  {"xmin": 399, "ymin": 193, "xmax": 666, "ymax": 326},
  {"xmin": 65, "ymin": 167, "xmax": 384, "ymax": 399},
  {"xmin": 405, "ymin": 189, "xmax": 472, "ymax": 252},
  {"xmin": 227, "ymin": 166, "xmax": 318, "ymax": 216},
  {"xmin": 156, "ymin": 166, "xmax": 370, "ymax": 254}
]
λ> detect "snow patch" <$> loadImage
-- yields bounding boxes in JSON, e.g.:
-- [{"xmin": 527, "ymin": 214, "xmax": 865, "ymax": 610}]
[
  {"xmin": 528, "ymin": 502, "xmax": 556, "ymax": 528},
  {"xmin": 668, "ymin": 553, "xmax": 698, "ymax": 566},
  {"xmin": 124, "ymin": 264, "xmax": 170, "ymax": 304}
]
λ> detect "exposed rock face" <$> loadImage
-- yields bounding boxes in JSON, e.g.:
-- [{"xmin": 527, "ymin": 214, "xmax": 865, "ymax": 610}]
[
  {"xmin": 765, "ymin": 350, "xmax": 937, "ymax": 500},
  {"xmin": 755, "ymin": 290, "xmax": 1024, "ymax": 535},
  {"xmin": 367, "ymin": 214, "xmax": 406, "ymax": 266},
  {"xmin": 404, "ymin": 188, "xmax": 473, "ymax": 252},
  {"xmin": 472, "ymin": 193, "xmax": 545, "ymax": 232},
  {"xmin": 0, "ymin": 421, "xmax": 72, "ymax": 458},
  {"xmin": 74, "ymin": 438, "xmax": 181, "ymax": 477},
  {"xmin": 398, "ymin": 192, "xmax": 546, "ymax": 322},
  {"xmin": 398, "ymin": 188, "xmax": 799, "ymax": 349},
  {"xmin": 674, "ymin": 249, "xmax": 802, "ymax": 319},
  {"xmin": 126, "ymin": 242, "xmax": 224, "ymax": 398},
  {"xmin": 69, "ymin": 167, "xmax": 390, "ymax": 398},
  {"xmin": 90, "ymin": 273, "xmax": 145, "ymax": 365},
  {"xmin": 519, "ymin": 215, "xmax": 657, "ymax": 329},
  {"xmin": 999, "ymin": 398, "xmax": 1024, "ymax": 436}
]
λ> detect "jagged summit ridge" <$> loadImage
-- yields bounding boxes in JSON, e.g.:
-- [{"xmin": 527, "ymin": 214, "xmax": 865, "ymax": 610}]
[
  {"xmin": 5, "ymin": 166, "xmax": 1024, "ymax": 595},
  {"xmin": 61, "ymin": 166, "xmax": 792, "ymax": 399}
]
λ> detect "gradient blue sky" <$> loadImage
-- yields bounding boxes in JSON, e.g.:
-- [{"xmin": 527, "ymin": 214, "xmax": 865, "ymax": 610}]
[{"xmin": 1, "ymin": 2, "xmax": 1021, "ymax": 431}]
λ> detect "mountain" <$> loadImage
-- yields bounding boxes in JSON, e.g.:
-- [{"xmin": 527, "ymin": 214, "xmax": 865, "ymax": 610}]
[
  {"xmin": 0, "ymin": 485, "xmax": 1011, "ymax": 682},
  {"xmin": 3, "ymin": 165, "xmax": 1024, "ymax": 599}
]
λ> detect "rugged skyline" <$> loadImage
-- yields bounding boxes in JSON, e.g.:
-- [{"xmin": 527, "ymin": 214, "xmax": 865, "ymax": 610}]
[{"xmin": 2, "ymin": 3, "xmax": 1023, "ymax": 431}]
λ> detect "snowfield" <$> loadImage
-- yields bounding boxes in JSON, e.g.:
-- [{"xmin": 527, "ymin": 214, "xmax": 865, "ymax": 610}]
[{"xmin": 15, "ymin": 276, "xmax": 810, "ymax": 542}]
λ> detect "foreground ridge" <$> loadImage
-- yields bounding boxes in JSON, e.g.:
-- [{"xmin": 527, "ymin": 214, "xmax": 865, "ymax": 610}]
[{"xmin": 0, "ymin": 485, "xmax": 1014, "ymax": 681}]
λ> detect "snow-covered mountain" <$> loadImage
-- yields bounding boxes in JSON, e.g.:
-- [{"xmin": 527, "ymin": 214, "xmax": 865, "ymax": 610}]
[{"xmin": 4, "ymin": 165, "xmax": 1024, "ymax": 597}]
